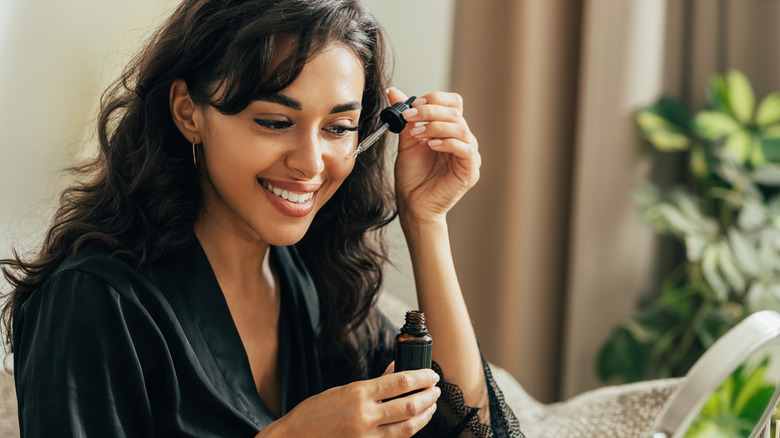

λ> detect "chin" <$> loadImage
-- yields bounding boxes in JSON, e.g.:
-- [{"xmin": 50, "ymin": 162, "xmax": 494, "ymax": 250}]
[{"xmin": 259, "ymin": 224, "xmax": 312, "ymax": 247}]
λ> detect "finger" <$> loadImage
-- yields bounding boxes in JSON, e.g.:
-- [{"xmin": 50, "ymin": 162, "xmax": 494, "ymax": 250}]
[
  {"xmin": 412, "ymin": 91, "xmax": 464, "ymax": 113},
  {"xmin": 380, "ymin": 401, "xmax": 438, "ymax": 438},
  {"xmin": 406, "ymin": 121, "xmax": 475, "ymax": 146},
  {"xmin": 382, "ymin": 362, "xmax": 395, "ymax": 376},
  {"xmin": 387, "ymin": 87, "xmax": 409, "ymax": 105},
  {"xmin": 373, "ymin": 369, "xmax": 440, "ymax": 400},
  {"xmin": 427, "ymin": 138, "xmax": 482, "ymax": 166},
  {"xmin": 401, "ymin": 104, "xmax": 463, "ymax": 125},
  {"xmin": 380, "ymin": 386, "xmax": 441, "ymax": 425}
]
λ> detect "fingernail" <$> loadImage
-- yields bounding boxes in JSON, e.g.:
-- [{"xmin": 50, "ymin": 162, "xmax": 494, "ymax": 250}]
[
  {"xmin": 402, "ymin": 108, "xmax": 418, "ymax": 119},
  {"xmin": 413, "ymin": 98, "xmax": 427, "ymax": 107},
  {"xmin": 430, "ymin": 370, "xmax": 440, "ymax": 382},
  {"xmin": 410, "ymin": 125, "xmax": 426, "ymax": 136},
  {"xmin": 435, "ymin": 386, "xmax": 441, "ymax": 397},
  {"xmin": 428, "ymin": 139, "xmax": 443, "ymax": 147},
  {"xmin": 429, "ymin": 402, "xmax": 438, "ymax": 414},
  {"xmin": 385, "ymin": 86, "xmax": 397, "ymax": 94}
]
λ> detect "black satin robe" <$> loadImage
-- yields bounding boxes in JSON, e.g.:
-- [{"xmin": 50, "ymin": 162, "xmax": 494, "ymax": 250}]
[{"xmin": 14, "ymin": 241, "xmax": 522, "ymax": 437}]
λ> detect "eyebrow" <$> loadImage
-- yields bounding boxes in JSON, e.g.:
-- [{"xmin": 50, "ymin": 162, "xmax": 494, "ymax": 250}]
[
  {"xmin": 257, "ymin": 93, "xmax": 302, "ymax": 110},
  {"xmin": 257, "ymin": 93, "xmax": 362, "ymax": 114},
  {"xmin": 329, "ymin": 101, "xmax": 362, "ymax": 114}
]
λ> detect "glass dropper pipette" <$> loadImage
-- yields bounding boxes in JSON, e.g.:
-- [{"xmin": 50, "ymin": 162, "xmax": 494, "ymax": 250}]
[{"xmin": 351, "ymin": 96, "xmax": 416, "ymax": 159}]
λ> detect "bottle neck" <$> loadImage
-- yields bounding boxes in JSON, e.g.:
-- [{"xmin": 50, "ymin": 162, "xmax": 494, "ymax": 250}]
[{"xmin": 401, "ymin": 310, "xmax": 429, "ymax": 336}]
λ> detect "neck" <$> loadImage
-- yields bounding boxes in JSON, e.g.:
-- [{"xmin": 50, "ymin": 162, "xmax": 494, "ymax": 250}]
[{"xmin": 194, "ymin": 210, "xmax": 274, "ymax": 299}]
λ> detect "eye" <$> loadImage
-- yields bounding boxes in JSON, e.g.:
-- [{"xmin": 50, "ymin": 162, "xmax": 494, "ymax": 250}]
[
  {"xmin": 325, "ymin": 125, "xmax": 360, "ymax": 137},
  {"xmin": 254, "ymin": 119, "xmax": 294, "ymax": 130}
]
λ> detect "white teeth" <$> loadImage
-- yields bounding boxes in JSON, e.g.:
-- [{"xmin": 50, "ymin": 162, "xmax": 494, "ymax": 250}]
[{"xmin": 262, "ymin": 181, "xmax": 314, "ymax": 204}]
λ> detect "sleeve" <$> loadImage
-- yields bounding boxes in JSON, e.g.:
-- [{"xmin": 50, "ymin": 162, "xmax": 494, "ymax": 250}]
[
  {"xmin": 13, "ymin": 269, "xmax": 155, "ymax": 437},
  {"xmin": 369, "ymin": 311, "xmax": 525, "ymax": 438}
]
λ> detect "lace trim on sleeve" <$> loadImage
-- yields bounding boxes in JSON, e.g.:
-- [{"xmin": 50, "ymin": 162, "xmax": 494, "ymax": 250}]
[{"xmin": 420, "ymin": 358, "xmax": 524, "ymax": 438}]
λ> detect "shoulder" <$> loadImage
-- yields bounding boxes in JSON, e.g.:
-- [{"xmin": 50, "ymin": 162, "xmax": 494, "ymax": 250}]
[
  {"xmin": 51, "ymin": 246, "xmax": 141, "ymax": 290},
  {"xmin": 18, "ymin": 247, "xmax": 152, "ymax": 332},
  {"xmin": 14, "ymin": 248, "xmax": 164, "ymax": 366}
]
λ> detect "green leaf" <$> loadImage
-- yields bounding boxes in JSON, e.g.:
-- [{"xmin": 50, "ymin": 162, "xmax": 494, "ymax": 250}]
[
  {"xmin": 685, "ymin": 235, "xmax": 708, "ymax": 262},
  {"xmin": 758, "ymin": 230, "xmax": 780, "ymax": 272},
  {"xmin": 763, "ymin": 124, "xmax": 780, "ymax": 138},
  {"xmin": 703, "ymin": 244, "xmax": 730, "ymax": 300},
  {"xmin": 652, "ymin": 96, "xmax": 691, "ymax": 130},
  {"xmin": 693, "ymin": 111, "xmax": 741, "ymax": 140},
  {"xmin": 727, "ymin": 70, "xmax": 755, "ymax": 124},
  {"xmin": 728, "ymin": 229, "xmax": 761, "ymax": 277},
  {"xmin": 672, "ymin": 190, "xmax": 709, "ymax": 229},
  {"xmin": 716, "ymin": 243, "xmax": 746, "ymax": 294},
  {"xmin": 769, "ymin": 198, "xmax": 780, "ymax": 228},
  {"xmin": 746, "ymin": 282, "xmax": 780, "ymax": 314},
  {"xmin": 760, "ymin": 137, "xmax": 780, "ymax": 163},
  {"xmin": 737, "ymin": 200, "xmax": 768, "ymax": 230},
  {"xmin": 636, "ymin": 110, "xmax": 690, "ymax": 151},
  {"xmin": 733, "ymin": 360, "xmax": 769, "ymax": 415},
  {"xmin": 596, "ymin": 326, "xmax": 647, "ymax": 383},
  {"xmin": 690, "ymin": 144, "xmax": 709, "ymax": 178},
  {"xmin": 708, "ymin": 74, "xmax": 731, "ymax": 114},
  {"xmin": 655, "ymin": 204, "xmax": 697, "ymax": 235},
  {"xmin": 647, "ymin": 131, "xmax": 690, "ymax": 151},
  {"xmin": 746, "ymin": 283, "xmax": 769, "ymax": 314},
  {"xmin": 724, "ymin": 130, "xmax": 754, "ymax": 162},
  {"xmin": 756, "ymin": 92, "xmax": 780, "ymax": 128},
  {"xmin": 631, "ymin": 183, "xmax": 661, "ymax": 208},
  {"xmin": 751, "ymin": 164, "xmax": 780, "ymax": 185},
  {"xmin": 737, "ymin": 385, "xmax": 775, "ymax": 422},
  {"xmin": 750, "ymin": 135, "xmax": 766, "ymax": 167},
  {"xmin": 723, "ymin": 374, "xmax": 737, "ymax": 413},
  {"xmin": 636, "ymin": 110, "xmax": 672, "ymax": 131}
]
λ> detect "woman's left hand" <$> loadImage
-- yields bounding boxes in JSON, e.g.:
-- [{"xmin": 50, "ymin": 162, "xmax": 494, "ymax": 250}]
[{"xmin": 390, "ymin": 88, "xmax": 481, "ymax": 226}]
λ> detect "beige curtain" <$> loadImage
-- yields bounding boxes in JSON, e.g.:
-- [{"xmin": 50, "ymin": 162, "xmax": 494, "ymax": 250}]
[{"xmin": 449, "ymin": 0, "xmax": 780, "ymax": 403}]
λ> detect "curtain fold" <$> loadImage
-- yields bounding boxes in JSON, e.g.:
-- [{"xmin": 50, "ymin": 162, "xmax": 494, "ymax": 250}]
[{"xmin": 450, "ymin": 0, "xmax": 583, "ymax": 403}]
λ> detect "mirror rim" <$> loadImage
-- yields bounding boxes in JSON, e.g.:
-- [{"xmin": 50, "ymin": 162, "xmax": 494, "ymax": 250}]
[{"xmin": 648, "ymin": 310, "xmax": 780, "ymax": 438}]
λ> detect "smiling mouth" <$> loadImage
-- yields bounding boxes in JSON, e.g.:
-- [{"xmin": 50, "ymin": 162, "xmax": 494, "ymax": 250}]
[{"xmin": 260, "ymin": 180, "xmax": 315, "ymax": 204}]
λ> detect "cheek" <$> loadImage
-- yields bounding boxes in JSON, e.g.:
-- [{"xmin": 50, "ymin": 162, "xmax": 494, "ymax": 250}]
[
  {"xmin": 204, "ymin": 126, "xmax": 280, "ymax": 175},
  {"xmin": 318, "ymin": 157, "xmax": 356, "ymax": 204},
  {"xmin": 331, "ymin": 155, "xmax": 356, "ymax": 187}
]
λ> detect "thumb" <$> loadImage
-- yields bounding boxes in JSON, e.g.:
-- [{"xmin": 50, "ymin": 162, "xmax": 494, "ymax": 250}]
[{"xmin": 386, "ymin": 87, "xmax": 409, "ymax": 105}]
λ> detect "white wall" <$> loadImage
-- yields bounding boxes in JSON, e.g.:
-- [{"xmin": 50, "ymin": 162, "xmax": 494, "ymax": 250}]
[{"xmin": 0, "ymin": 0, "xmax": 181, "ymax": 268}]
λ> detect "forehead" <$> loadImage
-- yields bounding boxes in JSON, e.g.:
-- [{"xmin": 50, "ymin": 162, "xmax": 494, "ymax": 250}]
[{"xmin": 277, "ymin": 44, "xmax": 365, "ymax": 107}]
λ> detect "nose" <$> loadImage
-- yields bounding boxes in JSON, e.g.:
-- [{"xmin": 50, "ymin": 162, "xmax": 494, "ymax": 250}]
[{"xmin": 285, "ymin": 127, "xmax": 325, "ymax": 179}]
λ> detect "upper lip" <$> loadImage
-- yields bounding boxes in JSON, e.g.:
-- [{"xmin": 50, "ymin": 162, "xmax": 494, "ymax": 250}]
[{"xmin": 259, "ymin": 178, "xmax": 322, "ymax": 194}]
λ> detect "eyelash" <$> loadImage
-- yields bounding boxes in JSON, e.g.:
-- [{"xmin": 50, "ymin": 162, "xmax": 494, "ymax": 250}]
[
  {"xmin": 253, "ymin": 119, "xmax": 359, "ymax": 137},
  {"xmin": 325, "ymin": 125, "xmax": 360, "ymax": 137},
  {"xmin": 254, "ymin": 119, "xmax": 294, "ymax": 130}
]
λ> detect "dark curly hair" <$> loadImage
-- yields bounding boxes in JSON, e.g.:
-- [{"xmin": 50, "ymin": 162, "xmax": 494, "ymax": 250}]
[{"xmin": 1, "ymin": 0, "xmax": 396, "ymax": 381}]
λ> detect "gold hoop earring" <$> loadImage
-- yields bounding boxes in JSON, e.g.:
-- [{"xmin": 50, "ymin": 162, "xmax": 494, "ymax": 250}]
[{"xmin": 192, "ymin": 140, "xmax": 198, "ymax": 168}]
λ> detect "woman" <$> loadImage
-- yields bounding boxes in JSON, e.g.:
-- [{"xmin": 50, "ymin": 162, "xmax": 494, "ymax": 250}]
[{"xmin": 3, "ymin": 0, "xmax": 522, "ymax": 436}]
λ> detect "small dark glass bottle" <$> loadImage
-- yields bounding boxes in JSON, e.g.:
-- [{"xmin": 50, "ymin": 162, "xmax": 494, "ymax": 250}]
[{"xmin": 395, "ymin": 310, "xmax": 433, "ymax": 372}]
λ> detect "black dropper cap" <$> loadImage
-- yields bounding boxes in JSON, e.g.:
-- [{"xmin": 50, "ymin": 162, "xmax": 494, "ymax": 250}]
[{"xmin": 380, "ymin": 96, "xmax": 417, "ymax": 133}]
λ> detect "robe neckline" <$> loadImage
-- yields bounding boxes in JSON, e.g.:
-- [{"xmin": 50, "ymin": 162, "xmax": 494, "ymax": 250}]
[{"xmin": 168, "ymin": 240, "xmax": 323, "ymax": 427}]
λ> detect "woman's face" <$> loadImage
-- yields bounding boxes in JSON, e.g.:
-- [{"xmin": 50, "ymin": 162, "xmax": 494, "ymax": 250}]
[{"xmin": 197, "ymin": 44, "xmax": 364, "ymax": 246}]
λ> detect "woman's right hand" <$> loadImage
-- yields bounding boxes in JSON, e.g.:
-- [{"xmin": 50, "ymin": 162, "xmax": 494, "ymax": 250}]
[{"xmin": 261, "ymin": 367, "xmax": 441, "ymax": 437}]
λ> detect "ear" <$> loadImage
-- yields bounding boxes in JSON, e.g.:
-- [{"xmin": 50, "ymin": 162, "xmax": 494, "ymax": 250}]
[{"xmin": 170, "ymin": 78, "xmax": 204, "ymax": 143}]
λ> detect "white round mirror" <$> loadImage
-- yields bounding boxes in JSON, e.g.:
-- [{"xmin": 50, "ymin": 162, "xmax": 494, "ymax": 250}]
[{"xmin": 648, "ymin": 310, "xmax": 780, "ymax": 437}]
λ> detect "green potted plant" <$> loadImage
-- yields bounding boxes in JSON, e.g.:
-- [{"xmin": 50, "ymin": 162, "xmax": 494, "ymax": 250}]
[{"xmin": 597, "ymin": 70, "xmax": 780, "ymax": 384}]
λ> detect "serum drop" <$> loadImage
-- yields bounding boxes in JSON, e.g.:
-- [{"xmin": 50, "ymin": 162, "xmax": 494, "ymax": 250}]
[{"xmin": 395, "ymin": 310, "xmax": 433, "ymax": 372}]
